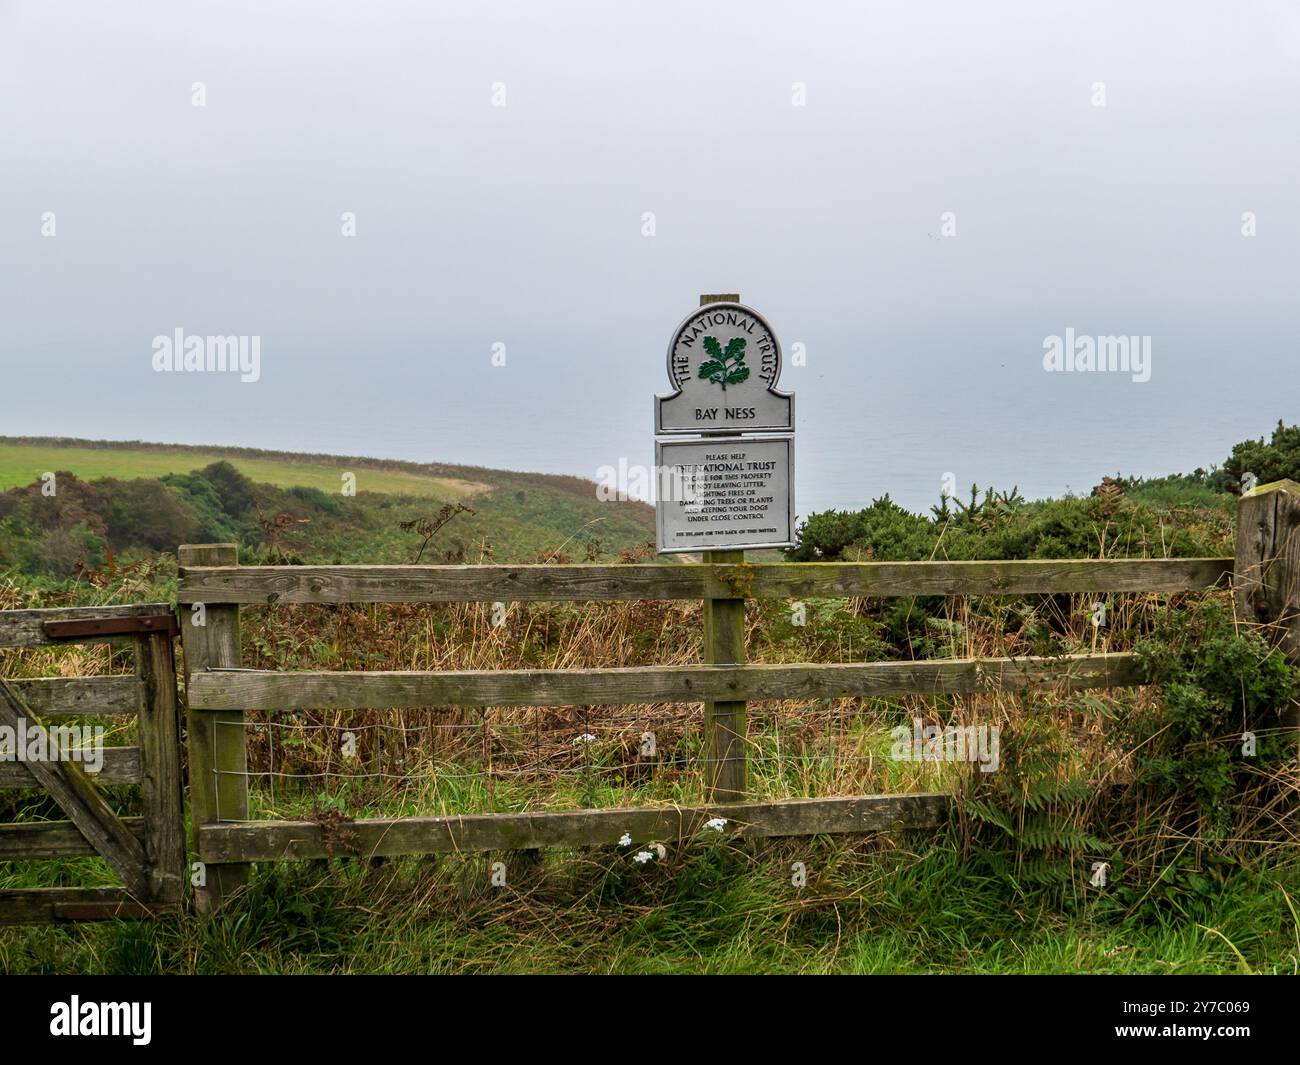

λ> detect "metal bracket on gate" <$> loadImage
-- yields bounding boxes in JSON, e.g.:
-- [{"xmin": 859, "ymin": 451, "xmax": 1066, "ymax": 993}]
[{"xmin": 41, "ymin": 613, "xmax": 180, "ymax": 639}]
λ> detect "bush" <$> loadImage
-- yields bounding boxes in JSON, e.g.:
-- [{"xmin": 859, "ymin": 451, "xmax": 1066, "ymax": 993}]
[
  {"xmin": 788, "ymin": 495, "xmax": 933, "ymax": 561},
  {"xmin": 162, "ymin": 471, "xmax": 255, "ymax": 543},
  {"xmin": 99, "ymin": 478, "xmax": 203, "ymax": 551},
  {"xmin": 1223, "ymin": 419, "xmax": 1300, "ymax": 492},
  {"xmin": 5, "ymin": 522, "xmax": 105, "ymax": 578},
  {"xmin": 789, "ymin": 488, "xmax": 1226, "ymax": 563},
  {"xmin": 288, "ymin": 485, "xmax": 342, "ymax": 514},
  {"xmin": 0, "ymin": 473, "xmax": 111, "ymax": 576},
  {"xmin": 1134, "ymin": 600, "xmax": 1296, "ymax": 829},
  {"xmin": 198, "ymin": 461, "xmax": 256, "ymax": 516}
]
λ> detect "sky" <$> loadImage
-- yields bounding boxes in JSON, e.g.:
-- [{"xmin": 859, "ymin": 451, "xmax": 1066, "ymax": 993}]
[{"xmin": 2, "ymin": 0, "xmax": 1297, "ymax": 515}]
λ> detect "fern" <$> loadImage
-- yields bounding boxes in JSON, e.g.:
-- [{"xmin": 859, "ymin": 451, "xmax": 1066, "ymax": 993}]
[{"xmin": 966, "ymin": 708, "xmax": 1101, "ymax": 904}]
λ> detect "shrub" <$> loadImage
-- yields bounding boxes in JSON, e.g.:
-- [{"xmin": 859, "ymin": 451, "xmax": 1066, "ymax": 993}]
[
  {"xmin": 1134, "ymin": 599, "xmax": 1296, "ymax": 830},
  {"xmin": 198, "ymin": 461, "xmax": 256, "ymax": 516},
  {"xmin": 288, "ymin": 485, "xmax": 342, "ymax": 514},
  {"xmin": 788, "ymin": 495, "xmax": 933, "ymax": 561},
  {"xmin": 99, "ymin": 478, "xmax": 203, "ymax": 551},
  {"xmin": 162, "ymin": 471, "xmax": 255, "ymax": 543},
  {"xmin": 1223, "ymin": 419, "xmax": 1300, "ymax": 492},
  {"xmin": 789, "ymin": 485, "xmax": 1230, "ymax": 563}
]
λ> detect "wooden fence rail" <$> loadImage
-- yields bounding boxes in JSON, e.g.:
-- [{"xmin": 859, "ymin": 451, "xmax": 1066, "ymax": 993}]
[
  {"xmin": 177, "ymin": 557, "xmax": 1233, "ymax": 604},
  {"xmin": 187, "ymin": 653, "xmax": 1144, "ymax": 711},
  {"xmin": 4, "ymin": 676, "xmax": 143, "ymax": 717},
  {"xmin": 199, "ymin": 795, "xmax": 953, "ymax": 863}
]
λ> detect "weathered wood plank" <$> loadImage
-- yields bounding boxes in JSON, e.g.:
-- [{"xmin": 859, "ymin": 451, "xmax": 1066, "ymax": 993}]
[
  {"xmin": 178, "ymin": 544, "xmax": 249, "ymax": 911},
  {"xmin": 0, "ymin": 746, "xmax": 141, "ymax": 789},
  {"xmin": 0, "ymin": 886, "xmax": 174, "ymax": 926},
  {"xmin": 1235, "ymin": 480, "xmax": 1300, "ymax": 658},
  {"xmin": 704, "ymin": 548, "xmax": 747, "ymax": 801},
  {"xmin": 0, "ymin": 603, "xmax": 172, "ymax": 648},
  {"xmin": 199, "ymin": 793, "xmax": 952, "ymax": 862},
  {"xmin": 189, "ymin": 653, "xmax": 1145, "ymax": 711},
  {"xmin": 1234, "ymin": 480, "xmax": 1300, "ymax": 732},
  {"xmin": 136, "ymin": 632, "xmax": 186, "ymax": 903},
  {"xmin": 3, "ymin": 676, "xmax": 142, "ymax": 717},
  {"xmin": 0, "ymin": 679, "xmax": 150, "ymax": 895},
  {"xmin": 176, "ymin": 558, "xmax": 1233, "ymax": 605},
  {"xmin": 0, "ymin": 817, "xmax": 148, "ymax": 859}
]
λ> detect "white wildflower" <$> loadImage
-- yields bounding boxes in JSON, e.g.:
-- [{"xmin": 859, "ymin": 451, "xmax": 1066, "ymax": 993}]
[
  {"xmin": 574, "ymin": 733, "xmax": 597, "ymax": 744},
  {"xmin": 618, "ymin": 832, "xmax": 632, "ymax": 847},
  {"xmin": 633, "ymin": 850, "xmax": 654, "ymax": 864}
]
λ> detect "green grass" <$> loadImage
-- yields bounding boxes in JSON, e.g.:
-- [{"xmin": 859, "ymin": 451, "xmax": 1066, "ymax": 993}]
[
  {"xmin": 3, "ymin": 837, "xmax": 1296, "ymax": 974},
  {"xmin": 0, "ymin": 441, "xmax": 483, "ymax": 500}
]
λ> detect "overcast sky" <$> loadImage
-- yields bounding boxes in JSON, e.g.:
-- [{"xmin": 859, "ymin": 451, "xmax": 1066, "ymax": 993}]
[{"xmin": 2, "ymin": 1, "xmax": 1297, "ymax": 513}]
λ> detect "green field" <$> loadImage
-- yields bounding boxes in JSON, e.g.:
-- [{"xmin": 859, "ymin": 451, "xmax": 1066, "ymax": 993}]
[
  {"xmin": 0, "ymin": 437, "xmax": 656, "ymax": 571},
  {"xmin": 0, "ymin": 441, "xmax": 484, "ymax": 500}
]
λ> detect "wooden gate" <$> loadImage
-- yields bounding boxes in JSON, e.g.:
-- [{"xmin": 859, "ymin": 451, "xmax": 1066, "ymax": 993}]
[{"xmin": 0, "ymin": 605, "xmax": 185, "ymax": 924}]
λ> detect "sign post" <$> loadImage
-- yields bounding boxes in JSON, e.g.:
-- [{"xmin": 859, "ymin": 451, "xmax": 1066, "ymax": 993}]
[{"xmin": 654, "ymin": 293, "xmax": 796, "ymax": 801}]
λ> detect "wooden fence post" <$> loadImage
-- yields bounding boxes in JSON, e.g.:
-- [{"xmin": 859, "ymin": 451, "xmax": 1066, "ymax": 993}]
[
  {"xmin": 178, "ymin": 544, "xmax": 250, "ymax": 911},
  {"xmin": 135, "ymin": 630, "xmax": 186, "ymax": 904},
  {"xmin": 704, "ymin": 548, "xmax": 747, "ymax": 800},
  {"xmin": 1234, "ymin": 479, "xmax": 1300, "ymax": 730},
  {"xmin": 698, "ymin": 292, "xmax": 748, "ymax": 801}
]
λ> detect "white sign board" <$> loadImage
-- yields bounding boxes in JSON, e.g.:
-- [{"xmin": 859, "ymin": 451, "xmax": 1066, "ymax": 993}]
[
  {"xmin": 655, "ymin": 302, "xmax": 794, "ymax": 435},
  {"xmin": 655, "ymin": 436, "xmax": 795, "ymax": 553}
]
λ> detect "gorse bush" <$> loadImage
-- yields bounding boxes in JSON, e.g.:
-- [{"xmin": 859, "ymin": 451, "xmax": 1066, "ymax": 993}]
[
  {"xmin": 1134, "ymin": 600, "xmax": 1296, "ymax": 831},
  {"xmin": 0, "ymin": 472, "xmax": 110, "ymax": 576},
  {"xmin": 196, "ymin": 460, "xmax": 256, "ymax": 516},
  {"xmin": 958, "ymin": 597, "xmax": 1299, "ymax": 923},
  {"xmin": 99, "ymin": 477, "xmax": 203, "ymax": 550},
  {"xmin": 790, "ymin": 483, "xmax": 1232, "ymax": 563},
  {"xmin": 162, "ymin": 470, "xmax": 257, "ymax": 543},
  {"xmin": 787, "ymin": 495, "xmax": 934, "ymax": 561},
  {"xmin": 1223, "ymin": 419, "xmax": 1300, "ymax": 491},
  {"xmin": 288, "ymin": 484, "xmax": 342, "ymax": 514}
]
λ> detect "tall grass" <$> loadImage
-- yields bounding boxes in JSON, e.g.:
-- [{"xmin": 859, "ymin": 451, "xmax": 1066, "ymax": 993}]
[{"xmin": 2, "ymin": 559, "xmax": 1297, "ymax": 973}]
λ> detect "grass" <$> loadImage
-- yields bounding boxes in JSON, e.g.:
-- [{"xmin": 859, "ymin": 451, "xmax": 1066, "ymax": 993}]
[
  {"xmin": 0, "ymin": 441, "xmax": 485, "ymax": 500},
  {"xmin": 2, "ymin": 588, "xmax": 1295, "ymax": 974},
  {"xmin": 3, "ymin": 839, "xmax": 1297, "ymax": 974}
]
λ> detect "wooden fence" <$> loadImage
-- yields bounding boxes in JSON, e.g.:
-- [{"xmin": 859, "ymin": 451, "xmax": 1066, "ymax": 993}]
[
  {"xmin": 0, "ymin": 605, "xmax": 185, "ymax": 925},
  {"xmin": 175, "ymin": 475, "xmax": 1300, "ymax": 912},
  {"xmin": 6, "ymin": 482, "xmax": 1291, "ymax": 918}
]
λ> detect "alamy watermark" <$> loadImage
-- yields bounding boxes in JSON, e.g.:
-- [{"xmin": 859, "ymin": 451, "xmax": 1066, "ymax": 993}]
[
  {"xmin": 0, "ymin": 720, "xmax": 105, "ymax": 773},
  {"xmin": 890, "ymin": 718, "xmax": 1000, "ymax": 772},
  {"xmin": 1042, "ymin": 328, "xmax": 1150, "ymax": 383},
  {"xmin": 151, "ymin": 329, "xmax": 261, "ymax": 382},
  {"xmin": 595, "ymin": 459, "xmax": 706, "ymax": 506},
  {"xmin": 50, "ymin": 996, "xmax": 150, "ymax": 1045}
]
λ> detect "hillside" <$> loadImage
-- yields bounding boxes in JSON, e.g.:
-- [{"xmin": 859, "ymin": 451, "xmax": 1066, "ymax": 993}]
[{"xmin": 0, "ymin": 437, "xmax": 655, "ymax": 575}]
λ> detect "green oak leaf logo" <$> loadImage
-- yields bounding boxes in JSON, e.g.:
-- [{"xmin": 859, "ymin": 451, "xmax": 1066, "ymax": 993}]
[{"xmin": 698, "ymin": 336, "xmax": 749, "ymax": 391}]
